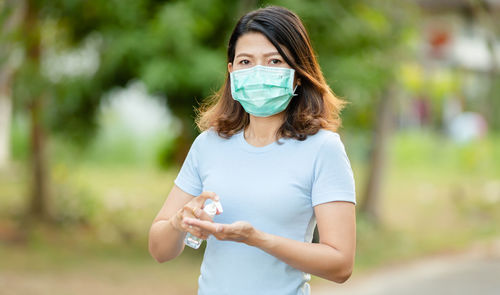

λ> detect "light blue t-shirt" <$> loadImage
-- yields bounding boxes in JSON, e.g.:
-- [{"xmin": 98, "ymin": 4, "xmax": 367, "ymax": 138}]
[{"xmin": 174, "ymin": 128, "xmax": 356, "ymax": 295}]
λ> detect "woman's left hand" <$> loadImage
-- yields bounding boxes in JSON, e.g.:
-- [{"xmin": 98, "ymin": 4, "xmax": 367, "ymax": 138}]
[{"xmin": 183, "ymin": 218, "xmax": 256, "ymax": 244}]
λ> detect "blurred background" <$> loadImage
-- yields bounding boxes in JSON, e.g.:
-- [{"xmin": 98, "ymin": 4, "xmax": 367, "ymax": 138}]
[{"xmin": 0, "ymin": 0, "xmax": 499, "ymax": 294}]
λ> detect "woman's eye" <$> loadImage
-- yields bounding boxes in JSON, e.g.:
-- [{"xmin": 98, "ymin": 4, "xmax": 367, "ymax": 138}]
[
  {"xmin": 239, "ymin": 59, "xmax": 250, "ymax": 65},
  {"xmin": 270, "ymin": 59, "xmax": 282, "ymax": 65}
]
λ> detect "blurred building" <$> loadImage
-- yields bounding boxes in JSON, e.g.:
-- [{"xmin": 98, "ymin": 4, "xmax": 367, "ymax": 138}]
[
  {"xmin": 400, "ymin": 0, "xmax": 500, "ymax": 138},
  {"xmin": 418, "ymin": 0, "xmax": 500, "ymax": 71}
]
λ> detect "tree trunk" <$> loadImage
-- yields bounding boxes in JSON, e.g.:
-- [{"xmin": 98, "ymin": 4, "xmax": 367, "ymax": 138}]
[
  {"xmin": 28, "ymin": 99, "xmax": 49, "ymax": 220},
  {"xmin": 359, "ymin": 87, "xmax": 395, "ymax": 224},
  {"xmin": 484, "ymin": 22, "xmax": 500, "ymax": 131},
  {"xmin": 469, "ymin": 0, "xmax": 500, "ymax": 131},
  {"xmin": 0, "ymin": 80, "xmax": 12, "ymax": 169},
  {"xmin": 24, "ymin": 0, "xmax": 50, "ymax": 221},
  {"xmin": 485, "ymin": 39, "xmax": 500, "ymax": 131}
]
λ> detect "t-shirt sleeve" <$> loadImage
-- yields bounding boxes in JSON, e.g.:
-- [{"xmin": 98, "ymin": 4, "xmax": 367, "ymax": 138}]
[
  {"xmin": 174, "ymin": 135, "xmax": 203, "ymax": 197},
  {"xmin": 311, "ymin": 134, "xmax": 356, "ymax": 206}
]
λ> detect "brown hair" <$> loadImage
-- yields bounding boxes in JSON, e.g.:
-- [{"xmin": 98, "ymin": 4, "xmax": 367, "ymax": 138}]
[{"xmin": 196, "ymin": 6, "xmax": 346, "ymax": 141}]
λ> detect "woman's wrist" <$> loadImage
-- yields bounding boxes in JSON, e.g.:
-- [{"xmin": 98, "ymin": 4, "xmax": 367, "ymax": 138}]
[{"xmin": 245, "ymin": 227, "xmax": 270, "ymax": 248}]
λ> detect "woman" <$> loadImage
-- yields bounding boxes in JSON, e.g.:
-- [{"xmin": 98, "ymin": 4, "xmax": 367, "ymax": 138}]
[{"xmin": 149, "ymin": 6, "xmax": 356, "ymax": 295}]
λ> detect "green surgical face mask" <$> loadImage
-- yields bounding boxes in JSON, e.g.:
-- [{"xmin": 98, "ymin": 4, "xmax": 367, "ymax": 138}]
[{"xmin": 230, "ymin": 65, "xmax": 298, "ymax": 117}]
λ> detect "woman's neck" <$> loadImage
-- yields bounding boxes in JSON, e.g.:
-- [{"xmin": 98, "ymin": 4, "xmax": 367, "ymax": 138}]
[{"xmin": 244, "ymin": 113, "xmax": 285, "ymax": 147}]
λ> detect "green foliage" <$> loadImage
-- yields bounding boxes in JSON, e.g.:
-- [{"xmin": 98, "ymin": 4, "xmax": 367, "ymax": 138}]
[
  {"xmin": 267, "ymin": 0, "xmax": 418, "ymax": 129},
  {"xmin": 7, "ymin": 0, "xmax": 419, "ymax": 147}
]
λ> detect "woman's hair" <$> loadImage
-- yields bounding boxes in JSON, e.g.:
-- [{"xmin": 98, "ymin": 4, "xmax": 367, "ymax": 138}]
[{"xmin": 196, "ymin": 6, "xmax": 346, "ymax": 141}]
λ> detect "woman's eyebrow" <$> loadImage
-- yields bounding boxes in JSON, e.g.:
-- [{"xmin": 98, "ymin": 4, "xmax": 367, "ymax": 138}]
[
  {"xmin": 263, "ymin": 51, "xmax": 280, "ymax": 57},
  {"xmin": 235, "ymin": 53, "xmax": 253, "ymax": 58},
  {"xmin": 235, "ymin": 51, "xmax": 281, "ymax": 58}
]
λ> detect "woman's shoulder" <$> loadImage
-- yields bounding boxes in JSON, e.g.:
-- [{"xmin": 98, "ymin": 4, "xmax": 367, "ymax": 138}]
[
  {"xmin": 192, "ymin": 127, "xmax": 231, "ymax": 147},
  {"xmin": 314, "ymin": 128, "xmax": 341, "ymax": 139},
  {"xmin": 287, "ymin": 129, "xmax": 343, "ymax": 155},
  {"xmin": 305, "ymin": 129, "xmax": 342, "ymax": 147}
]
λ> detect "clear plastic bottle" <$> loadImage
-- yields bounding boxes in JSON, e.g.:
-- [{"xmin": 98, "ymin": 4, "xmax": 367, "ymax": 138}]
[{"xmin": 184, "ymin": 200, "xmax": 223, "ymax": 249}]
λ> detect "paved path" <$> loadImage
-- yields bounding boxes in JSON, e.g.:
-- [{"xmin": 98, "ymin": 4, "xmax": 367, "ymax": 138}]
[{"xmin": 313, "ymin": 240, "xmax": 500, "ymax": 295}]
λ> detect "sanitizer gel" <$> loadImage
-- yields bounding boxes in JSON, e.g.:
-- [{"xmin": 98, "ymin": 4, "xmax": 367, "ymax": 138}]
[{"xmin": 184, "ymin": 200, "xmax": 223, "ymax": 249}]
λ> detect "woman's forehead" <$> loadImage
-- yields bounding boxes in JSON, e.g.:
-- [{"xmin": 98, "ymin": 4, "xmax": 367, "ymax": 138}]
[
  {"xmin": 234, "ymin": 32, "xmax": 279, "ymax": 56},
  {"xmin": 234, "ymin": 32, "xmax": 293, "ymax": 60}
]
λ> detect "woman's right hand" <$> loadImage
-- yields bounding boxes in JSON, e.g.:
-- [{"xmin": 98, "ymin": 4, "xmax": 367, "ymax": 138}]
[{"xmin": 169, "ymin": 191, "xmax": 219, "ymax": 240}]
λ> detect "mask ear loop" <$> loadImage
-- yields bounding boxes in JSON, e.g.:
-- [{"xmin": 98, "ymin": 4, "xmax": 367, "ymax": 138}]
[{"xmin": 292, "ymin": 84, "xmax": 299, "ymax": 97}]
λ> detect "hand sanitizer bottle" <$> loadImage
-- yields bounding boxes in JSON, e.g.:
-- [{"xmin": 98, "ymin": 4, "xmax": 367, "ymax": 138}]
[{"xmin": 184, "ymin": 200, "xmax": 223, "ymax": 249}]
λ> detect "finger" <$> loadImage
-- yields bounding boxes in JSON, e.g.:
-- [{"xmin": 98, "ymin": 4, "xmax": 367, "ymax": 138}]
[
  {"xmin": 184, "ymin": 217, "xmax": 220, "ymax": 234},
  {"xmin": 215, "ymin": 224, "xmax": 224, "ymax": 233},
  {"xmin": 183, "ymin": 221, "xmax": 215, "ymax": 240},
  {"xmin": 182, "ymin": 205, "xmax": 197, "ymax": 218},
  {"xmin": 181, "ymin": 222, "xmax": 204, "ymax": 239},
  {"xmin": 196, "ymin": 191, "xmax": 220, "ymax": 207},
  {"xmin": 194, "ymin": 208, "xmax": 214, "ymax": 222},
  {"xmin": 186, "ymin": 226, "xmax": 210, "ymax": 240},
  {"xmin": 200, "ymin": 232, "xmax": 210, "ymax": 240}
]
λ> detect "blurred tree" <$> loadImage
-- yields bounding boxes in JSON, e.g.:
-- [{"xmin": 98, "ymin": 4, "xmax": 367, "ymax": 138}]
[
  {"xmin": 469, "ymin": 0, "xmax": 500, "ymax": 131},
  {"xmin": 6, "ymin": 0, "xmax": 417, "ymax": 224},
  {"xmin": 8, "ymin": 0, "xmax": 132, "ymax": 220},
  {"xmin": 6, "ymin": 0, "xmax": 243, "ymax": 221},
  {"xmin": 268, "ymin": 0, "xmax": 417, "ymax": 224},
  {"xmin": 10, "ymin": 0, "xmax": 51, "ymax": 220},
  {"xmin": 0, "ymin": 0, "xmax": 23, "ymax": 169}
]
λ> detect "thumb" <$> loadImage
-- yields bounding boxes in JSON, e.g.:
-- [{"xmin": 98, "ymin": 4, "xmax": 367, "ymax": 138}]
[
  {"xmin": 194, "ymin": 208, "xmax": 214, "ymax": 222},
  {"xmin": 197, "ymin": 191, "xmax": 219, "ymax": 205}
]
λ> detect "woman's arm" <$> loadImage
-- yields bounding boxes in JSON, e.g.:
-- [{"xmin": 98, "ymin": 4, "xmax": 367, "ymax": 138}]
[
  {"xmin": 184, "ymin": 201, "xmax": 356, "ymax": 283},
  {"xmin": 149, "ymin": 185, "xmax": 192, "ymax": 263},
  {"xmin": 148, "ymin": 185, "xmax": 218, "ymax": 263},
  {"xmin": 251, "ymin": 201, "xmax": 356, "ymax": 283}
]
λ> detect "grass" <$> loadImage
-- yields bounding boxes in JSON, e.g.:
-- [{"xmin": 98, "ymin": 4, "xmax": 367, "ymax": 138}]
[
  {"xmin": 0, "ymin": 163, "xmax": 203, "ymax": 294},
  {"xmin": 0, "ymin": 224, "xmax": 202, "ymax": 295},
  {"xmin": 1, "ymin": 129, "xmax": 500, "ymax": 293},
  {"xmin": 352, "ymin": 130, "xmax": 500, "ymax": 273}
]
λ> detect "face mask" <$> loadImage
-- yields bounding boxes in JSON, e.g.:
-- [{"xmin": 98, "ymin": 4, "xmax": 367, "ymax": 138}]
[{"xmin": 230, "ymin": 65, "xmax": 298, "ymax": 117}]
